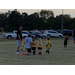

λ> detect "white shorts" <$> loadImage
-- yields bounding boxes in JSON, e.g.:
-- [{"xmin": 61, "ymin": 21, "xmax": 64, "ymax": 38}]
[{"xmin": 17, "ymin": 40, "xmax": 21, "ymax": 46}]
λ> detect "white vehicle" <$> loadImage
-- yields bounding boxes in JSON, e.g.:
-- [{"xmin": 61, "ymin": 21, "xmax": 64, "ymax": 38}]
[
  {"xmin": 21, "ymin": 31, "xmax": 28, "ymax": 37},
  {"xmin": 3, "ymin": 31, "xmax": 17, "ymax": 39},
  {"xmin": 44, "ymin": 30, "xmax": 63, "ymax": 38},
  {"xmin": 3, "ymin": 31, "xmax": 28, "ymax": 39},
  {"xmin": 42, "ymin": 33, "xmax": 47, "ymax": 38}
]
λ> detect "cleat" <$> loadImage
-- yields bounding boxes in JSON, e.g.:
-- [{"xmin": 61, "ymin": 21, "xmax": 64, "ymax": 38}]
[{"xmin": 20, "ymin": 52, "xmax": 24, "ymax": 55}]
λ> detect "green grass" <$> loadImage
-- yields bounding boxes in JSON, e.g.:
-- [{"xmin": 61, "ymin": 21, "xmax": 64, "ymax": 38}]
[{"xmin": 0, "ymin": 37, "xmax": 75, "ymax": 65}]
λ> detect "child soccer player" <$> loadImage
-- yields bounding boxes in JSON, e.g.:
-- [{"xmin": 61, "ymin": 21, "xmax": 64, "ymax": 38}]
[
  {"xmin": 21, "ymin": 36, "xmax": 26, "ymax": 51},
  {"xmin": 46, "ymin": 37, "xmax": 52, "ymax": 54},
  {"xmin": 64, "ymin": 34, "xmax": 69, "ymax": 47},
  {"xmin": 32, "ymin": 38, "xmax": 36, "ymax": 55},
  {"xmin": 37, "ymin": 38, "xmax": 43, "ymax": 55}
]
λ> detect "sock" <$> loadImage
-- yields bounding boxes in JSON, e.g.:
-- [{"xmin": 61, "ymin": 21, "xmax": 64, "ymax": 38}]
[
  {"xmin": 21, "ymin": 47, "xmax": 23, "ymax": 50},
  {"xmin": 31, "ymin": 50, "xmax": 33, "ymax": 53},
  {"xmin": 48, "ymin": 50, "xmax": 49, "ymax": 54}
]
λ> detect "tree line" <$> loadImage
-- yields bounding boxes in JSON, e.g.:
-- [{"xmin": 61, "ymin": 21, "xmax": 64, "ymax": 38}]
[{"xmin": 0, "ymin": 9, "xmax": 75, "ymax": 32}]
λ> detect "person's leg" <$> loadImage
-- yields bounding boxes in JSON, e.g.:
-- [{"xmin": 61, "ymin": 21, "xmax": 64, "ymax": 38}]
[
  {"xmin": 47, "ymin": 49, "xmax": 49, "ymax": 54},
  {"xmin": 31, "ymin": 47, "xmax": 33, "ymax": 53},
  {"xmin": 25, "ymin": 49, "xmax": 31, "ymax": 55},
  {"xmin": 38, "ymin": 49, "xmax": 40, "ymax": 55},
  {"xmin": 33, "ymin": 49, "xmax": 35, "ymax": 55},
  {"xmin": 46, "ymin": 50, "xmax": 49, "ymax": 53},
  {"xmin": 38, "ymin": 47, "xmax": 42, "ymax": 55},
  {"xmin": 38, "ymin": 50, "xmax": 41, "ymax": 55},
  {"xmin": 21, "ymin": 46, "xmax": 24, "ymax": 51},
  {"xmin": 25, "ymin": 52, "xmax": 30, "ymax": 55},
  {"xmin": 16, "ymin": 40, "xmax": 21, "ymax": 52},
  {"xmin": 17, "ymin": 46, "xmax": 20, "ymax": 51},
  {"xmin": 33, "ymin": 47, "xmax": 36, "ymax": 55}
]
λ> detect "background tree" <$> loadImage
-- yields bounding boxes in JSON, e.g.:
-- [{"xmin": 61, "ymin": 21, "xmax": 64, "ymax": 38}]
[
  {"xmin": 46, "ymin": 17, "xmax": 56, "ymax": 29},
  {"xmin": 39, "ymin": 10, "xmax": 54, "ymax": 22},
  {"xmin": 1, "ymin": 9, "xmax": 75, "ymax": 32},
  {"xmin": 8, "ymin": 9, "xmax": 22, "ymax": 30},
  {"xmin": 55, "ymin": 14, "xmax": 71, "ymax": 29},
  {"xmin": 69, "ymin": 18, "xmax": 75, "ymax": 29},
  {"xmin": 63, "ymin": 14, "xmax": 71, "ymax": 29},
  {"xmin": 0, "ymin": 13, "xmax": 8, "ymax": 28}
]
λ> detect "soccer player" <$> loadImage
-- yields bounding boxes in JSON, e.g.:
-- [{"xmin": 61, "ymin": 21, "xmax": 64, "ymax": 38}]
[
  {"xmin": 32, "ymin": 38, "xmax": 36, "ymax": 55},
  {"xmin": 37, "ymin": 38, "xmax": 43, "ymax": 55},
  {"xmin": 64, "ymin": 34, "xmax": 69, "ymax": 47},
  {"xmin": 46, "ymin": 38, "xmax": 52, "ymax": 54},
  {"xmin": 21, "ymin": 36, "xmax": 26, "ymax": 51}
]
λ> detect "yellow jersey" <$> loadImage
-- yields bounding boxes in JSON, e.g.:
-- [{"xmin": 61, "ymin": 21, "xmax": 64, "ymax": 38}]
[
  {"xmin": 38, "ymin": 42, "xmax": 42, "ymax": 48},
  {"xmin": 32, "ymin": 42, "xmax": 36, "ymax": 47},
  {"xmin": 46, "ymin": 40, "xmax": 50, "ymax": 49},
  {"xmin": 22, "ymin": 39, "xmax": 25, "ymax": 46}
]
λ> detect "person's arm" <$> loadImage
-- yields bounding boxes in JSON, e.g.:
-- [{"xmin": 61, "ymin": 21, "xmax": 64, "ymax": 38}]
[
  {"xmin": 37, "ymin": 43, "xmax": 38, "ymax": 47},
  {"xmin": 41, "ymin": 43, "xmax": 43, "ymax": 46},
  {"xmin": 23, "ymin": 41, "xmax": 25, "ymax": 44},
  {"xmin": 18, "ymin": 34, "xmax": 21, "ymax": 41},
  {"xmin": 30, "ymin": 38, "xmax": 35, "ymax": 45},
  {"xmin": 46, "ymin": 42, "xmax": 47, "ymax": 44},
  {"xmin": 46, "ymin": 42, "xmax": 47, "ymax": 47}
]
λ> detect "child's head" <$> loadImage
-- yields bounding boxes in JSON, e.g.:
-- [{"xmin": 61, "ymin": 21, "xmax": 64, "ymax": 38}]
[
  {"xmin": 65, "ymin": 34, "xmax": 68, "ymax": 37},
  {"xmin": 47, "ymin": 37, "xmax": 50, "ymax": 40},
  {"xmin": 23, "ymin": 36, "xmax": 26, "ymax": 39},
  {"xmin": 28, "ymin": 34, "xmax": 31, "ymax": 37},
  {"xmin": 38, "ymin": 38, "xmax": 41, "ymax": 42}
]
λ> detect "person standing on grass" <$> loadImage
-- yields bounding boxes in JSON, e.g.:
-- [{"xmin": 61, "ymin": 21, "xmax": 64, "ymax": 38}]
[
  {"xmin": 72, "ymin": 29, "xmax": 75, "ymax": 44},
  {"xmin": 46, "ymin": 37, "xmax": 52, "ymax": 54},
  {"xmin": 24, "ymin": 34, "xmax": 33, "ymax": 55},
  {"xmin": 31, "ymin": 38, "xmax": 36, "ymax": 55},
  {"xmin": 16, "ymin": 26, "xmax": 23, "ymax": 53},
  {"xmin": 37, "ymin": 38, "xmax": 43, "ymax": 55},
  {"xmin": 64, "ymin": 34, "xmax": 69, "ymax": 47},
  {"xmin": 21, "ymin": 36, "xmax": 26, "ymax": 51}
]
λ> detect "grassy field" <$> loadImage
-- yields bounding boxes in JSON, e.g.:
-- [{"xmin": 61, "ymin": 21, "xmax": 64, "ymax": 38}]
[{"xmin": 0, "ymin": 37, "xmax": 75, "ymax": 65}]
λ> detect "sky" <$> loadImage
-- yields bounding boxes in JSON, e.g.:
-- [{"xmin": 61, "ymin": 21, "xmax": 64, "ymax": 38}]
[{"xmin": 0, "ymin": 9, "xmax": 75, "ymax": 18}]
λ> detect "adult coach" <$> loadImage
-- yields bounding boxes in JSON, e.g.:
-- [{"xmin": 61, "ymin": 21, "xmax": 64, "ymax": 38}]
[
  {"xmin": 16, "ymin": 26, "xmax": 23, "ymax": 53},
  {"xmin": 72, "ymin": 29, "xmax": 75, "ymax": 44}
]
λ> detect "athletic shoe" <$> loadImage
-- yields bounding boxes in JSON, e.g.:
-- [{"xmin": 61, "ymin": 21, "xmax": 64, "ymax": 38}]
[
  {"xmin": 20, "ymin": 52, "xmax": 24, "ymax": 55},
  {"xmin": 16, "ymin": 51, "xmax": 21, "ymax": 54}
]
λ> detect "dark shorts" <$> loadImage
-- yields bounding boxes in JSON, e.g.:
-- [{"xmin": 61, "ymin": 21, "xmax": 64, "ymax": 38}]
[
  {"xmin": 32, "ymin": 47, "xmax": 36, "ymax": 50},
  {"xmin": 38, "ymin": 47, "xmax": 42, "ymax": 50},
  {"xmin": 64, "ymin": 42, "xmax": 67, "ymax": 45},
  {"xmin": 27, "ymin": 49, "xmax": 31, "ymax": 53}
]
